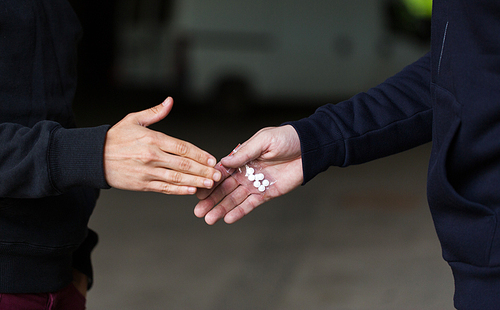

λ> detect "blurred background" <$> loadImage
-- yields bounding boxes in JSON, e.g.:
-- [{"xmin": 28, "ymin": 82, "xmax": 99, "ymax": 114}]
[{"xmin": 68, "ymin": 0, "xmax": 455, "ymax": 309}]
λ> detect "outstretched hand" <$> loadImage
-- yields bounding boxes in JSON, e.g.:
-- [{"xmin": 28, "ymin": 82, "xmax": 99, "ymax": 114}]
[
  {"xmin": 194, "ymin": 125, "xmax": 304, "ymax": 224},
  {"xmin": 104, "ymin": 97, "xmax": 221, "ymax": 195}
]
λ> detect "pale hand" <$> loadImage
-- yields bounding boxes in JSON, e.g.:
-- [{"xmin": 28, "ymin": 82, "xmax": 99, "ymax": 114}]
[
  {"xmin": 194, "ymin": 125, "xmax": 304, "ymax": 224},
  {"xmin": 104, "ymin": 97, "xmax": 221, "ymax": 195}
]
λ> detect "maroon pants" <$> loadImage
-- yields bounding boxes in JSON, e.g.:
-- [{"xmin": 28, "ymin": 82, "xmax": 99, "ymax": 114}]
[{"xmin": 0, "ymin": 284, "xmax": 85, "ymax": 310}]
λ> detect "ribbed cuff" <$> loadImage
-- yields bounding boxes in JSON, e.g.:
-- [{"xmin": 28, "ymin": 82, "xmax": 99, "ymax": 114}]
[
  {"xmin": 284, "ymin": 113, "xmax": 346, "ymax": 184},
  {"xmin": 48, "ymin": 125, "xmax": 111, "ymax": 192},
  {"xmin": 450, "ymin": 261, "xmax": 500, "ymax": 310}
]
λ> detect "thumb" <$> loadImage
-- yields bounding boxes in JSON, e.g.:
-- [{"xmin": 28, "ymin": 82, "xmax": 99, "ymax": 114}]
[
  {"xmin": 134, "ymin": 97, "xmax": 174, "ymax": 127},
  {"xmin": 221, "ymin": 141, "xmax": 263, "ymax": 169}
]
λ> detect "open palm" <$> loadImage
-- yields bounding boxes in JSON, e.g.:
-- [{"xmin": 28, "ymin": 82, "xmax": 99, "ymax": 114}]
[{"xmin": 194, "ymin": 125, "xmax": 303, "ymax": 225}]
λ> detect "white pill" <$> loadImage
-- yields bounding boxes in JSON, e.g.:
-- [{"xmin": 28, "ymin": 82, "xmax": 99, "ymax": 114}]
[
  {"xmin": 262, "ymin": 179, "xmax": 270, "ymax": 187},
  {"xmin": 248, "ymin": 174, "xmax": 256, "ymax": 181},
  {"xmin": 255, "ymin": 173, "xmax": 265, "ymax": 181},
  {"xmin": 247, "ymin": 167, "xmax": 255, "ymax": 175},
  {"xmin": 258, "ymin": 185, "xmax": 266, "ymax": 192},
  {"xmin": 253, "ymin": 181, "xmax": 261, "ymax": 188}
]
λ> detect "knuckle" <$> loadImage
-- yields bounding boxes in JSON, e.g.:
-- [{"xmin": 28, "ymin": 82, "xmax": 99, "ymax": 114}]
[
  {"xmin": 142, "ymin": 132, "xmax": 157, "ymax": 145},
  {"xmin": 139, "ymin": 181, "xmax": 152, "ymax": 192},
  {"xmin": 193, "ymin": 150, "xmax": 205, "ymax": 163},
  {"xmin": 149, "ymin": 105, "xmax": 161, "ymax": 115},
  {"xmin": 225, "ymin": 195, "xmax": 238, "ymax": 210},
  {"xmin": 170, "ymin": 171, "xmax": 183, "ymax": 184},
  {"xmin": 175, "ymin": 141, "xmax": 189, "ymax": 156},
  {"xmin": 140, "ymin": 149, "xmax": 158, "ymax": 164},
  {"xmin": 211, "ymin": 205, "xmax": 227, "ymax": 219},
  {"xmin": 178, "ymin": 158, "xmax": 192, "ymax": 171},
  {"xmin": 125, "ymin": 112, "xmax": 137, "ymax": 120},
  {"xmin": 232, "ymin": 206, "xmax": 246, "ymax": 219},
  {"xmin": 160, "ymin": 183, "xmax": 175, "ymax": 195}
]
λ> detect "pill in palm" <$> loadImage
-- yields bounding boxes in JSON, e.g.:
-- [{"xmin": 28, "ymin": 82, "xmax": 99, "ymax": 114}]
[{"xmin": 239, "ymin": 163, "xmax": 274, "ymax": 193}]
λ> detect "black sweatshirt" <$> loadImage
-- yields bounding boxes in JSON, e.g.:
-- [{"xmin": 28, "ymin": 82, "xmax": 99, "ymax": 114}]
[
  {"xmin": 0, "ymin": 0, "xmax": 110, "ymax": 293},
  {"xmin": 289, "ymin": 1, "xmax": 500, "ymax": 309}
]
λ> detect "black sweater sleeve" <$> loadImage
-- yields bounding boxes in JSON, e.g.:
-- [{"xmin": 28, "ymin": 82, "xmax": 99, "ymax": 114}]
[
  {"xmin": 0, "ymin": 121, "xmax": 111, "ymax": 198},
  {"xmin": 288, "ymin": 53, "xmax": 433, "ymax": 184}
]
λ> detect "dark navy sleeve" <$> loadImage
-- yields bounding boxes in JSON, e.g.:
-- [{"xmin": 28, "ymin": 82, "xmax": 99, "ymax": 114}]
[
  {"xmin": 287, "ymin": 53, "xmax": 433, "ymax": 184},
  {"xmin": 0, "ymin": 121, "xmax": 111, "ymax": 198}
]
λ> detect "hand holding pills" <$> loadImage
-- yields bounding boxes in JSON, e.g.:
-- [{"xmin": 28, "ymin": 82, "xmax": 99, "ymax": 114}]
[
  {"xmin": 235, "ymin": 163, "xmax": 276, "ymax": 193},
  {"xmin": 194, "ymin": 125, "xmax": 304, "ymax": 225}
]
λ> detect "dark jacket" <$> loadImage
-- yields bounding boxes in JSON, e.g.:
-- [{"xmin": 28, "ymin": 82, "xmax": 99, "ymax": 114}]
[
  {"xmin": 0, "ymin": 0, "xmax": 109, "ymax": 293},
  {"xmin": 289, "ymin": 1, "xmax": 500, "ymax": 309}
]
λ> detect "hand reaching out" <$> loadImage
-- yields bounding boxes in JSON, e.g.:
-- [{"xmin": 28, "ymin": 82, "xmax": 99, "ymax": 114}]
[
  {"xmin": 104, "ymin": 97, "xmax": 221, "ymax": 195},
  {"xmin": 194, "ymin": 125, "xmax": 304, "ymax": 224}
]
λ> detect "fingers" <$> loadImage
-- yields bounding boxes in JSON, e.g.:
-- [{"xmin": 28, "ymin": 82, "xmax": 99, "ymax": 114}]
[
  {"xmin": 104, "ymin": 97, "xmax": 222, "ymax": 195},
  {"xmin": 196, "ymin": 163, "xmax": 234, "ymax": 200},
  {"xmin": 152, "ymin": 150, "xmax": 218, "ymax": 181},
  {"xmin": 220, "ymin": 128, "xmax": 273, "ymax": 168},
  {"xmin": 224, "ymin": 194, "xmax": 262, "ymax": 224},
  {"xmin": 146, "ymin": 181, "xmax": 197, "ymax": 195},
  {"xmin": 151, "ymin": 165, "xmax": 216, "ymax": 189},
  {"xmin": 194, "ymin": 174, "xmax": 267, "ymax": 225},
  {"xmin": 194, "ymin": 126, "xmax": 303, "ymax": 224},
  {"xmin": 220, "ymin": 142, "xmax": 259, "ymax": 169},
  {"xmin": 194, "ymin": 176, "xmax": 240, "ymax": 217},
  {"xmin": 122, "ymin": 144, "xmax": 221, "ymax": 192},
  {"xmin": 148, "ymin": 136, "xmax": 221, "ymax": 187},
  {"xmin": 203, "ymin": 185, "xmax": 253, "ymax": 225},
  {"xmin": 155, "ymin": 133, "xmax": 217, "ymax": 169},
  {"xmin": 197, "ymin": 186, "xmax": 263, "ymax": 225},
  {"xmin": 133, "ymin": 97, "xmax": 219, "ymax": 171},
  {"xmin": 204, "ymin": 185, "xmax": 250, "ymax": 224},
  {"xmin": 221, "ymin": 126, "xmax": 302, "ymax": 169}
]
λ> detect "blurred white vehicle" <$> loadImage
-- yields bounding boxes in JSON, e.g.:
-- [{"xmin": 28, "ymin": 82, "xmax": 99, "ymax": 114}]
[{"xmin": 114, "ymin": 0, "xmax": 429, "ymax": 106}]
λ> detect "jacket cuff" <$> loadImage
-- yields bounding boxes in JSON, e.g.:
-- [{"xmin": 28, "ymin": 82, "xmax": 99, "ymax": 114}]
[
  {"xmin": 284, "ymin": 111, "xmax": 346, "ymax": 184},
  {"xmin": 48, "ymin": 125, "xmax": 111, "ymax": 192}
]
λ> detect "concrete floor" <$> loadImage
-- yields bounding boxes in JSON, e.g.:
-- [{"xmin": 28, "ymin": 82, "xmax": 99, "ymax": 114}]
[{"xmin": 75, "ymin": 97, "xmax": 455, "ymax": 310}]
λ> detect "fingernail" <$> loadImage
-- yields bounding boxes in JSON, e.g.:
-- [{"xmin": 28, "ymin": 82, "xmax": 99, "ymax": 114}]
[
  {"xmin": 162, "ymin": 97, "xmax": 171, "ymax": 106},
  {"xmin": 188, "ymin": 187, "xmax": 197, "ymax": 194},
  {"xmin": 213, "ymin": 171, "xmax": 222, "ymax": 182},
  {"xmin": 208, "ymin": 158, "xmax": 216, "ymax": 167},
  {"xmin": 204, "ymin": 179, "xmax": 213, "ymax": 187}
]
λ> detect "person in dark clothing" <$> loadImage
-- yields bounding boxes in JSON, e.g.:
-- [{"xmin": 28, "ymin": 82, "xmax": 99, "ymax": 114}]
[
  {"xmin": 0, "ymin": 0, "xmax": 221, "ymax": 308},
  {"xmin": 195, "ymin": 1, "xmax": 500, "ymax": 309}
]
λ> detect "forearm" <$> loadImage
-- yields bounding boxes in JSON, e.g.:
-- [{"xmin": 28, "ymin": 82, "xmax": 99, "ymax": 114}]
[
  {"xmin": 0, "ymin": 121, "xmax": 110, "ymax": 198},
  {"xmin": 288, "ymin": 53, "xmax": 433, "ymax": 183}
]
